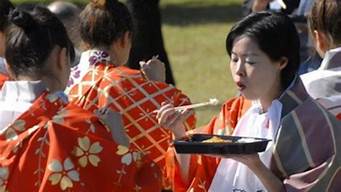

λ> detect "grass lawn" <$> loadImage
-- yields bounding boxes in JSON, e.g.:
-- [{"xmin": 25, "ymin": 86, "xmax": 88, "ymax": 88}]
[
  {"xmin": 12, "ymin": 0, "xmax": 243, "ymax": 126},
  {"xmin": 160, "ymin": 0, "xmax": 242, "ymax": 125}
]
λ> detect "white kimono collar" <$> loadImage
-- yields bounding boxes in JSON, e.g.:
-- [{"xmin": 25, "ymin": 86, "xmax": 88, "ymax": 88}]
[
  {"xmin": 0, "ymin": 80, "xmax": 68, "ymax": 104},
  {"xmin": 0, "ymin": 81, "xmax": 47, "ymax": 103}
]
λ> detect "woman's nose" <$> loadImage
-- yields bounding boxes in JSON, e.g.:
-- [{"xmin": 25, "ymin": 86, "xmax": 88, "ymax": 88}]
[{"xmin": 235, "ymin": 61, "xmax": 245, "ymax": 77}]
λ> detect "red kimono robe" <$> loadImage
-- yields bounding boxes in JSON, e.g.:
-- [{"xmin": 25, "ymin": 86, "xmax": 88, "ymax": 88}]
[
  {"xmin": 0, "ymin": 91, "xmax": 162, "ymax": 191},
  {"xmin": 68, "ymin": 51, "xmax": 196, "ymax": 188}
]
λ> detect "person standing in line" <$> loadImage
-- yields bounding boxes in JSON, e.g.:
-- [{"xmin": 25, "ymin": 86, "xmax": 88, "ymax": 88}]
[
  {"xmin": 0, "ymin": 6, "xmax": 162, "ymax": 191},
  {"xmin": 300, "ymin": 0, "xmax": 341, "ymax": 118},
  {"xmin": 67, "ymin": 0, "xmax": 196, "ymax": 189}
]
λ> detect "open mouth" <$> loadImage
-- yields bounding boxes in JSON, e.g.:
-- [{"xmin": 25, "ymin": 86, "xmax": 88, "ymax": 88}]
[{"xmin": 236, "ymin": 82, "xmax": 246, "ymax": 91}]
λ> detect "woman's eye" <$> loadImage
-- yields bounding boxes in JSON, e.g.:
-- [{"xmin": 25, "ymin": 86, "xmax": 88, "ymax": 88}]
[
  {"xmin": 246, "ymin": 60, "xmax": 255, "ymax": 65},
  {"xmin": 231, "ymin": 56, "xmax": 238, "ymax": 63},
  {"xmin": 232, "ymin": 59, "xmax": 238, "ymax": 63}
]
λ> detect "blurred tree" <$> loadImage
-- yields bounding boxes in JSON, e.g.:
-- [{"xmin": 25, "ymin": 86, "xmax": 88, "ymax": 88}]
[{"xmin": 126, "ymin": 0, "xmax": 176, "ymax": 85}]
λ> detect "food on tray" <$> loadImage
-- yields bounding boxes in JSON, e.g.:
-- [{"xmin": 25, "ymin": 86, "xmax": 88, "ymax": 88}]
[
  {"xmin": 201, "ymin": 136, "xmax": 232, "ymax": 143},
  {"xmin": 236, "ymin": 138, "xmax": 258, "ymax": 143}
]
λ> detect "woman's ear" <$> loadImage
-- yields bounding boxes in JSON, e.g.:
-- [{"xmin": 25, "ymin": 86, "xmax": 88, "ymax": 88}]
[
  {"xmin": 278, "ymin": 57, "xmax": 288, "ymax": 70},
  {"xmin": 57, "ymin": 47, "xmax": 69, "ymax": 70},
  {"xmin": 119, "ymin": 31, "xmax": 131, "ymax": 49},
  {"xmin": 313, "ymin": 30, "xmax": 330, "ymax": 56},
  {"xmin": 56, "ymin": 47, "xmax": 70, "ymax": 75}
]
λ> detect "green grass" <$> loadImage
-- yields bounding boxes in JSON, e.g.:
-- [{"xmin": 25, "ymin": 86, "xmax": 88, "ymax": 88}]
[
  {"xmin": 160, "ymin": 0, "xmax": 242, "ymax": 126},
  {"xmin": 12, "ymin": 0, "xmax": 242, "ymax": 126}
]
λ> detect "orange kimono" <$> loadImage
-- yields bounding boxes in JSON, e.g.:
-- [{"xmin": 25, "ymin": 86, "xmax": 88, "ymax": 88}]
[
  {"xmin": 68, "ymin": 50, "xmax": 196, "ymax": 188},
  {"xmin": 0, "ymin": 91, "xmax": 162, "ymax": 191},
  {"xmin": 165, "ymin": 96, "xmax": 251, "ymax": 192},
  {"xmin": 0, "ymin": 73, "xmax": 8, "ymax": 89}
]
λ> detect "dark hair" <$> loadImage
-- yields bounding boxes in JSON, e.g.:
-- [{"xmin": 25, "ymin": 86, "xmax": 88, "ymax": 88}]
[
  {"xmin": 80, "ymin": 0, "xmax": 133, "ymax": 48},
  {"xmin": 5, "ymin": 7, "xmax": 75, "ymax": 77},
  {"xmin": 0, "ymin": 0, "xmax": 14, "ymax": 32},
  {"xmin": 308, "ymin": 0, "xmax": 341, "ymax": 44},
  {"xmin": 226, "ymin": 11, "xmax": 300, "ymax": 90}
]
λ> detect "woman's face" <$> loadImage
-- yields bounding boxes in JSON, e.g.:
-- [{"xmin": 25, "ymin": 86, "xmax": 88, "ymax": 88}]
[{"xmin": 230, "ymin": 36, "xmax": 283, "ymax": 104}]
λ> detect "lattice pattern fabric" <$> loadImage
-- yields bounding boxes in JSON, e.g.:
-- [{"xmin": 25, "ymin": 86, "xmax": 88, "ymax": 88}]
[{"xmin": 69, "ymin": 63, "xmax": 196, "ymax": 167}]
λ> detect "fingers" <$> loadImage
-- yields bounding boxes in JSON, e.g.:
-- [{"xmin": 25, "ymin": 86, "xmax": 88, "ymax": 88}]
[
  {"xmin": 163, "ymin": 110, "xmax": 182, "ymax": 129},
  {"xmin": 156, "ymin": 103, "xmax": 183, "ymax": 127},
  {"xmin": 164, "ymin": 108, "xmax": 191, "ymax": 127},
  {"xmin": 139, "ymin": 56, "xmax": 166, "ymax": 82},
  {"xmin": 157, "ymin": 104, "xmax": 176, "ymax": 125},
  {"xmin": 139, "ymin": 55, "xmax": 161, "ymax": 69},
  {"xmin": 139, "ymin": 60, "xmax": 147, "ymax": 69},
  {"xmin": 155, "ymin": 102, "xmax": 173, "ymax": 120},
  {"xmin": 180, "ymin": 108, "xmax": 194, "ymax": 121}
]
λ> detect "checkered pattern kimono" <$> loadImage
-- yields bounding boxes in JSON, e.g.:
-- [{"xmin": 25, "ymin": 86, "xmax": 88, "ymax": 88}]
[
  {"xmin": 166, "ymin": 78, "xmax": 341, "ymax": 192},
  {"xmin": 0, "ymin": 90, "xmax": 162, "ymax": 192},
  {"xmin": 68, "ymin": 51, "xmax": 196, "ymax": 188}
]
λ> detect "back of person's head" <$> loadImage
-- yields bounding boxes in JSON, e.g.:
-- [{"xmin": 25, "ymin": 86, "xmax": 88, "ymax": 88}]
[
  {"xmin": 226, "ymin": 11, "xmax": 300, "ymax": 90},
  {"xmin": 48, "ymin": 1, "xmax": 82, "ymax": 48},
  {"xmin": 309, "ymin": 0, "xmax": 341, "ymax": 45},
  {"xmin": 80, "ymin": 0, "xmax": 133, "ymax": 49},
  {"xmin": 0, "ymin": 0, "xmax": 14, "ymax": 32},
  {"xmin": 5, "ymin": 6, "xmax": 75, "ymax": 77},
  {"xmin": 48, "ymin": 1, "xmax": 80, "ymax": 21}
]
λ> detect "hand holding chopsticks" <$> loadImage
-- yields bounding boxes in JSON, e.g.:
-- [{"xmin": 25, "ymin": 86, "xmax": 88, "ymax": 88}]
[
  {"xmin": 155, "ymin": 98, "xmax": 219, "ymax": 138},
  {"xmin": 139, "ymin": 55, "xmax": 166, "ymax": 82}
]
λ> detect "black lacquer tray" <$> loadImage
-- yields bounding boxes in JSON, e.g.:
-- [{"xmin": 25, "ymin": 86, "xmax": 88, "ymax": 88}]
[{"xmin": 173, "ymin": 134, "xmax": 271, "ymax": 154}]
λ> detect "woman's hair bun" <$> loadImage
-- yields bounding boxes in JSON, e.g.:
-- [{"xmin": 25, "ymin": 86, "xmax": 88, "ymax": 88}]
[
  {"xmin": 91, "ymin": 0, "xmax": 119, "ymax": 9},
  {"xmin": 91, "ymin": 0, "xmax": 107, "ymax": 8},
  {"xmin": 9, "ymin": 8, "xmax": 36, "ymax": 32}
]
